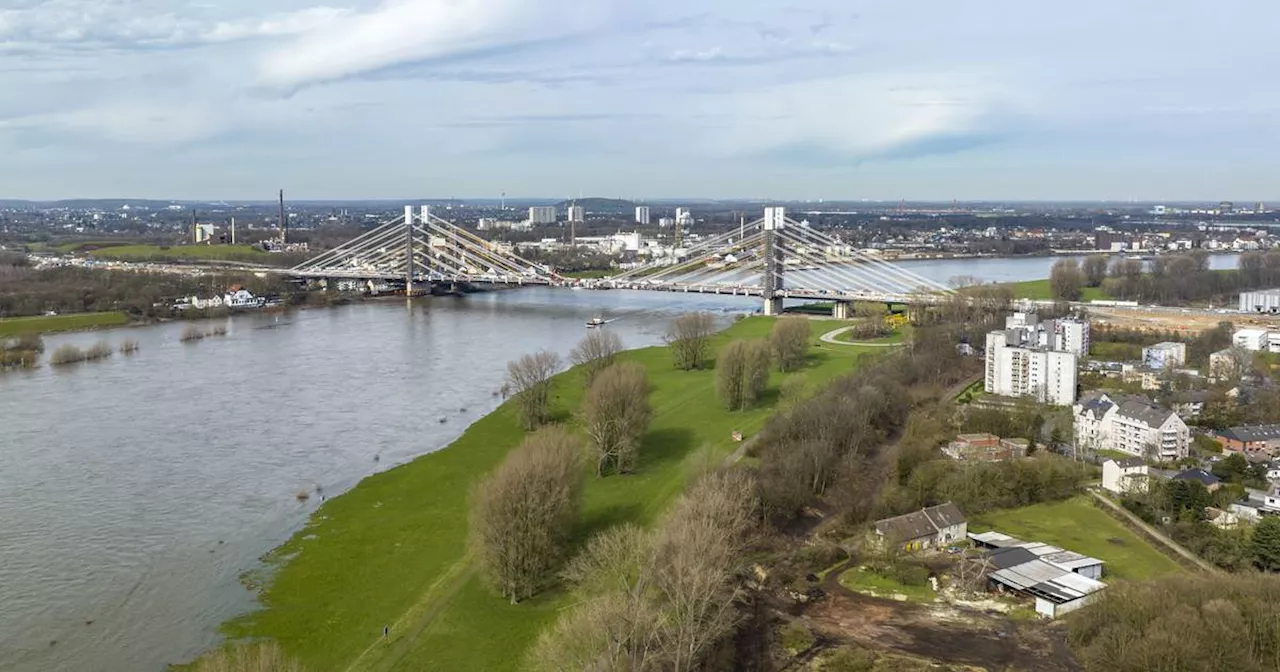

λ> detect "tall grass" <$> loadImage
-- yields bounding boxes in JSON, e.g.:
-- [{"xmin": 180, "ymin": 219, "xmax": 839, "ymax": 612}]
[
  {"xmin": 181, "ymin": 325, "xmax": 205, "ymax": 343},
  {"xmin": 189, "ymin": 641, "xmax": 305, "ymax": 672},
  {"xmin": 0, "ymin": 333, "xmax": 44, "ymax": 370},
  {"xmin": 209, "ymin": 325, "xmax": 228, "ymax": 337},
  {"xmin": 49, "ymin": 340, "xmax": 113, "ymax": 366},
  {"xmin": 119, "ymin": 339, "xmax": 140, "ymax": 354}
]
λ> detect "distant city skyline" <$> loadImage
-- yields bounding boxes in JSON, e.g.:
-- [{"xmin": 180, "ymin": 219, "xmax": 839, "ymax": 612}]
[{"xmin": 1, "ymin": 1, "xmax": 1277, "ymax": 201}]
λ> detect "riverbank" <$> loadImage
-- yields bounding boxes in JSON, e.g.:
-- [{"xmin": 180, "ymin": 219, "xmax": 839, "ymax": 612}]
[
  {"xmin": 0, "ymin": 311, "xmax": 129, "ymax": 337},
  {"xmin": 221, "ymin": 317, "xmax": 875, "ymax": 671}
]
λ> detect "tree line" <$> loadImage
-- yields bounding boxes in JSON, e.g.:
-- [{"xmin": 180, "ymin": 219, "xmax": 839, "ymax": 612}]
[{"xmin": 1050, "ymin": 251, "xmax": 1280, "ymax": 305}]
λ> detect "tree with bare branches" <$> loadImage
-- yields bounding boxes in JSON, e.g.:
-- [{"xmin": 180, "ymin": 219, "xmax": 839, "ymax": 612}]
[
  {"xmin": 581, "ymin": 362, "xmax": 652, "ymax": 476},
  {"xmin": 469, "ymin": 427, "xmax": 584, "ymax": 604},
  {"xmin": 505, "ymin": 350, "xmax": 562, "ymax": 429},
  {"xmin": 530, "ymin": 469, "xmax": 757, "ymax": 672},
  {"xmin": 570, "ymin": 329, "xmax": 623, "ymax": 384},
  {"xmin": 771, "ymin": 317, "xmax": 810, "ymax": 372},
  {"xmin": 717, "ymin": 339, "xmax": 772, "ymax": 411},
  {"xmin": 664, "ymin": 313, "xmax": 716, "ymax": 370}
]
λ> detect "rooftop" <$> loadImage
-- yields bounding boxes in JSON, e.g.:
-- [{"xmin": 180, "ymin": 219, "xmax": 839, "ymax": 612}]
[
  {"xmin": 1106, "ymin": 456, "xmax": 1146, "ymax": 468},
  {"xmin": 1220, "ymin": 424, "xmax": 1280, "ymax": 443},
  {"xmin": 874, "ymin": 502, "xmax": 966, "ymax": 543}
]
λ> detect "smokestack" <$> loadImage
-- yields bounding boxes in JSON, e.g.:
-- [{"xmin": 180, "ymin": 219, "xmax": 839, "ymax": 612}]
[
  {"xmin": 192, "ymin": 209, "xmax": 198, "ymax": 244},
  {"xmin": 278, "ymin": 189, "xmax": 287, "ymax": 245},
  {"xmin": 230, "ymin": 217, "xmax": 236, "ymax": 245}
]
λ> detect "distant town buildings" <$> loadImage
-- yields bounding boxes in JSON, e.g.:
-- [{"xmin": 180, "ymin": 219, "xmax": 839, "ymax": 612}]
[
  {"xmin": 1142, "ymin": 342, "xmax": 1187, "ymax": 370},
  {"xmin": 675, "ymin": 207, "xmax": 693, "ymax": 228},
  {"xmin": 528, "ymin": 206, "xmax": 557, "ymax": 225},
  {"xmin": 1073, "ymin": 391, "xmax": 1190, "ymax": 461},
  {"xmin": 634, "ymin": 206, "xmax": 650, "ymax": 225},
  {"xmin": 567, "ymin": 205, "xmax": 584, "ymax": 223}
]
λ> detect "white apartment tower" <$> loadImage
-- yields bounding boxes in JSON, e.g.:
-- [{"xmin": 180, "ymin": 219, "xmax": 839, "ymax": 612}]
[
  {"xmin": 528, "ymin": 206, "xmax": 557, "ymax": 225},
  {"xmin": 635, "ymin": 206, "xmax": 651, "ymax": 225},
  {"xmin": 675, "ymin": 207, "xmax": 693, "ymax": 227},
  {"xmin": 986, "ymin": 329, "xmax": 1079, "ymax": 406},
  {"xmin": 567, "ymin": 205, "xmax": 584, "ymax": 223}
]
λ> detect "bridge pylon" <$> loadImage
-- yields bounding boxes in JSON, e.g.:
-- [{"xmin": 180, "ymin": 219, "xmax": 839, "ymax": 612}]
[{"xmin": 762, "ymin": 206, "xmax": 786, "ymax": 315}]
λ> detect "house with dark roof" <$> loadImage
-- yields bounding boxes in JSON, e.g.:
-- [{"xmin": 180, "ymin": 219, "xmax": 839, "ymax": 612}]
[
  {"xmin": 872, "ymin": 503, "xmax": 968, "ymax": 553},
  {"xmin": 1173, "ymin": 468, "xmax": 1222, "ymax": 492},
  {"xmin": 1216, "ymin": 424, "xmax": 1280, "ymax": 457},
  {"xmin": 1073, "ymin": 391, "xmax": 1189, "ymax": 461}
]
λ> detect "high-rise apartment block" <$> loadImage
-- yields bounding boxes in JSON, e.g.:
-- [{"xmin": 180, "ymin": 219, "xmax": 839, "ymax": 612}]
[
  {"xmin": 984, "ymin": 312, "xmax": 1083, "ymax": 406},
  {"xmin": 635, "ymin": 206, "xmax": 651, "ymax": 225},
  {"xmin": 528, "ymin": 206, "xmax": 557, "ymax": 225},
  {"xmin": 567, "ymin": 205, "xmax": 584, "ymax": 223}
]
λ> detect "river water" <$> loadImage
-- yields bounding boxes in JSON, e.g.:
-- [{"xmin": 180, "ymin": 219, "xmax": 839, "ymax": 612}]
[{"xmin": 0, "ymin": 253, "xmax": 1245, "ymax": 671}]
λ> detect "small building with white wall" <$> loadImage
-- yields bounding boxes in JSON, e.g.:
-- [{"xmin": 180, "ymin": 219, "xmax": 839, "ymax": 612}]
[{"xmin": 1102, "ymin": 457, "xmax": 1150, "ymax": 494}]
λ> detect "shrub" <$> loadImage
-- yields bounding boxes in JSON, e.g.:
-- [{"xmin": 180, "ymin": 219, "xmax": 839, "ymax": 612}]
[
  {"xmin": 821, "ymin": 646, "xmax": 877, "ymax": 672},
  {"xmin": 891, "ymin": 563, "xmax": 930, "ymax": 587},
  {"xmin": 49, "ymin": 344, "xmax": 85, "ymax": 365},
  {"xmin": 119, "ymin": 339, "xmax": 140, "ymax": 354},
  {"xmin": 180, "ymin": 325, "xmax": 205, "ymax": 342},
  {"xmin": 779, "ymin": 621, "xmax": 816, "ymax": 657}
]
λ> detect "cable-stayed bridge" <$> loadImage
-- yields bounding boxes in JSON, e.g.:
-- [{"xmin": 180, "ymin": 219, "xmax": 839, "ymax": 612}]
[{"xmin": 288, "ymin": 206, "xmax": 954, "ymax": 314}]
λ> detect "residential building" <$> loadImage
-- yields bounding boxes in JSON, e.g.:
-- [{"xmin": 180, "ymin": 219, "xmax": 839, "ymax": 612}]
[
  {"xmin": 1000, "ymin": 312, "xmax": 1090, "ymax": 356},
  {"xmin": 675, "ymin": 207, "xmax": 693, "ymax": 228},
  {"xmin": 1101, "ymin": 457, "xmax": 1150, "ymax": 494},
  {"xmin": 1240, "ymin": 289, "xmax": 1280, "ymax": 313},
  {"xmin": 1206, "ymin": 508, "xmax": 1240, "ymax": 530},
  {"xmin": 969, "ymin": 531, "xmax": 1107, "ymax": 619},
  {"xmin": 528, "ymin": 206, "xmax": 557, "ymax": 225},
  {"xmin": 634, "ymin": 206, "xmax": 651, "ymax": 225},
  {"xmin": 985, "ymin": 330, "xmax": 1078, "ymax": 405},
  {"xmin": 1209, "ymin": 348, "xmax": 1251, "ymax": 381},
  {"xmin": 871, "ymin": 502, "xmax": 967, "ymax": 552},
  {"xmin": 1167, "ymin": 389, "xmax": 1211, "ymax": 418},
  {"xmin": 943, "ymin": 434, "xmax": 1030, "ymax": 462},
  {"xmin": 1216, "ymin": 424, "xmax": 1280, "ymax": 457},
  {"xmin": 1172, "ymin": 468, "xmax": 1222, "ymax": 492},
  {"xmin": 1233, "ymin": 328, "xmax": 1270, "ymax": 352},
  {"xmin": 567, "ymin": 205, "xmax": 584, "ymax": 223},
  {"xmin": 657, "ymin": 216, "xmax": 674, "ymax": 228},
  {"xmin": 1142, "ymin": 342, "xmax": 1187, "ymax": 370},
  {"xmin": 1264, "ymin": 488, "xmax": 1280, "ymax": 513},
  {"xmin": 1073, "ymin": 392, "xmax": 1190, "ymax": 460}
]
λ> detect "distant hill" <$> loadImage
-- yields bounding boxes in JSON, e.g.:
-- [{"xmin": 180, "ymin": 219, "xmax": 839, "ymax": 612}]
[{"xmin": 554, "ymin": 197, "xmax": 637, "ymax": 214}]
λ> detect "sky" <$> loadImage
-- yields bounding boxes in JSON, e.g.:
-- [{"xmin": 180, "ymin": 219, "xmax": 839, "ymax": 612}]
[{"xmin": 1, "ymin": 0, "xmax": 1277, "ymax": 201}]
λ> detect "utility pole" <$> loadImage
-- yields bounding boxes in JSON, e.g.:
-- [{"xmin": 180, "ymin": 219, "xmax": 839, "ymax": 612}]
[{"xmin": 278, "ymin": 189, "xmax": 287, "ymax": 245}]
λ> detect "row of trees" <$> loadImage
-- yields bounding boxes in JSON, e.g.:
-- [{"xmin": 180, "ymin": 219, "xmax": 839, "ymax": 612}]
[
  {"xmin": 1069, "ymin": 573, "xmax": 1280, "ymax": 672},
  {"xmin": 529, "ymin": 468, "xmax": 757, "ymax": 671},
  {"xmin": 1050, "ymin": 250, "xmax": 1280, "ymax": 305}
]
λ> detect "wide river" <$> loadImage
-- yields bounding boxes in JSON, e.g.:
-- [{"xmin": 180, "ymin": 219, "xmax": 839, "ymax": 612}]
[{"xmin": 0, "ymin": 253, "xmax": 1243, "ymax": 671}]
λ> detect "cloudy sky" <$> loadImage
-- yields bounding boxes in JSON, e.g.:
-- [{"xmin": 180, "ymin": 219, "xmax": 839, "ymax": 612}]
[{"xmin": 1, "ymin": 0, "xmax": 1276, "ymax": 200}]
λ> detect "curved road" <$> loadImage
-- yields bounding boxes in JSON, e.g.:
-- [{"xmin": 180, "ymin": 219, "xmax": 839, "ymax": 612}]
[{"xmin": 819, "ymin": 326, "xmax": 906, "ymax": 347}]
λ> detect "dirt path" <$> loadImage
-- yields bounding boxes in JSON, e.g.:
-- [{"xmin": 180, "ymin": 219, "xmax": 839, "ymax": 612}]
[
  {"xmin": 1087, "ymin": 489, "xmax": 1219, "ymax": 573},
  {"xmin": 805, "ymin": 563, "xmax": 1080, "ymax": 671}
]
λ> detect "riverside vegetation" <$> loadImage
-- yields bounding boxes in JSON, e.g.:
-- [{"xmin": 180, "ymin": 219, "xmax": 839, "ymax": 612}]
[{"xmin": 214, "ymin": 316, "xmax": 876, "ymax": 671}]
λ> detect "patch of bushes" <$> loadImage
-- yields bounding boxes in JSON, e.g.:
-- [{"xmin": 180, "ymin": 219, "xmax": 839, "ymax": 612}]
[
  {"xmin": 779, "ymin": 621, "xmax": 816, "ymax": 657},
  {"xmin": 49, "ymin": 340, "xmax": 113, "ymax": 366}
]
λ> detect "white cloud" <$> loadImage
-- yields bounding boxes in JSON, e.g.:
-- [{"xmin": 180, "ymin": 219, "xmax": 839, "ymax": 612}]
[{"xmin": 256, "ymin": 0, "xmax": 622, "ymax": 90}]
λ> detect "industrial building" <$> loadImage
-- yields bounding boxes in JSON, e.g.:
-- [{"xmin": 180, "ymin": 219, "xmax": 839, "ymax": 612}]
[
  {"xmin": 528, "ymin": 206, "xmax": 557, "ymax": 225},
  {"xmin": 969, "ymin": 532, "xmax": 1107, "ymax": 619},
  {"xmin": 1241, "ymin": 289, "xmax": 1280, "ymax": 313}
]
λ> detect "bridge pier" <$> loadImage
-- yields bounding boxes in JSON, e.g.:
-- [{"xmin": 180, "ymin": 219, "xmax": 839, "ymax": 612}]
[
  {"xmin": 832, "ymin": 301, "xmax": 852, "ymax": 320},
  {"xmin": 763, "ymin": 297, "xmax": 784, "ymax": 316}
]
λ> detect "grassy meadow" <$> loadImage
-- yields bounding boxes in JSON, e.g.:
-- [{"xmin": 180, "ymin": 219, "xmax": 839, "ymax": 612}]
[
  {"xmin": 226, "ymin": 317, "xmax": 876, "ymax": 671},
  {"xmin": 0, "ymin": 311, "xmax": 129, "ymax": 336}
]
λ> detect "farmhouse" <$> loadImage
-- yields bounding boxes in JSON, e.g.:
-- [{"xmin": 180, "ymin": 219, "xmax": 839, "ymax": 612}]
[{"xmin": 872, "ymin": 503, "xmax": 967, "ymax": 552}]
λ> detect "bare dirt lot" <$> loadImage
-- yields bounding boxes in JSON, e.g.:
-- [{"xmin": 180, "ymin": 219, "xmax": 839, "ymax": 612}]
[{"xmin": 793, "ymin": 563, "xmax": 1081, "ymax": 672}]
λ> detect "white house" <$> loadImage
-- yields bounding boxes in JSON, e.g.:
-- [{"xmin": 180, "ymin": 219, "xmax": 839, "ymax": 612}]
[
  {"xmin": 223, "ymin": 288, "xmax": 262, "ymax": 309},
  {"xmin": 1102, "ymin": 457, "xmax": 1150, "ymax": 494},
  {"xmin": 1074, "ymin": 392, "xmax": 1190, "ymax": 460},
  {"xmin": 1234, "ymin": 328, "xmax": 1270, "ymax": 352}
]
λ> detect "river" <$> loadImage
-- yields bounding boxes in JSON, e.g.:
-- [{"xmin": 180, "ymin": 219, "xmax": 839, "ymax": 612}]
[{"xmin": 0, "ymin": 253, "xmax": 1245, "ymax": 671}]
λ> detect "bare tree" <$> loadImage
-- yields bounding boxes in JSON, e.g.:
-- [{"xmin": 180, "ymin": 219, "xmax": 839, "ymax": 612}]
[
  {"xmin": 1082, "ymin": 255, "xmax": 1109, "ymax": 287},
  {"xmin": 533, "ymin": 469, "xmax": 758, "ymax": 672},
  {"xmin": 581, "ymin": 362, "xmax": 653, "ymax": 476},
  {"xmin": 717, "ymin": 339, "xmax": 772, "ymax": 411},
  {"xmin": 1050, "ymin": 259, "xmax": 1084, "ymax": 301},
  {"xmin": 570, "ymin": 329, "xmax": 623, "ymax": 384},
  {"xmin": 665, "ymin": 313, "xmax": 716, "ymax": 370},
  {"xmin": 771, "ymin": 316, "xmax": 810, "ymax": 372},
  {"xmin": 469, "ymin": 427, "xmax": 584, "ymax": 604},
  {"xmin": 505, "ymin": 350, "xmax": 562, "ymax": 430}
]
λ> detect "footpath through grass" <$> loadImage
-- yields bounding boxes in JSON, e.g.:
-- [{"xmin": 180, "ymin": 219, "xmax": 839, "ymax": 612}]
[
  {"xmin": 226, "ymin": 317, "xmax": 875, "ymax": 672},
  {"xmin": 971, "ymin": 497, "xmax": 1182, "ymax": 580},
  {"xmin": 0, "ymin": 311, "xmax": 128, "ymax": 336}
]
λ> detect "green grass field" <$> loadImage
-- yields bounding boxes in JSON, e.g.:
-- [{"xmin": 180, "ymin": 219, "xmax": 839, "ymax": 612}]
[
  {"xmin": 971, "ymin": 497, "xmax": 1182, "ymax": 580},
  {"xmin": 81, "ymin": 244, "xmax": 270, "ymax": 262},
  {"xmin": 0, "ymin": 311, "xmax": 129, "ymax": 336},
  {"xmin": 838, "ymin": 567, "xmax": 936, "ymax": 603},
  {"xmin": 226, "ymin": 317, "xmax": 874, "ymax": 671},
  {"xmin": 999, "ymin": 279, "xmax": 1111, "ymax": 302}
]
